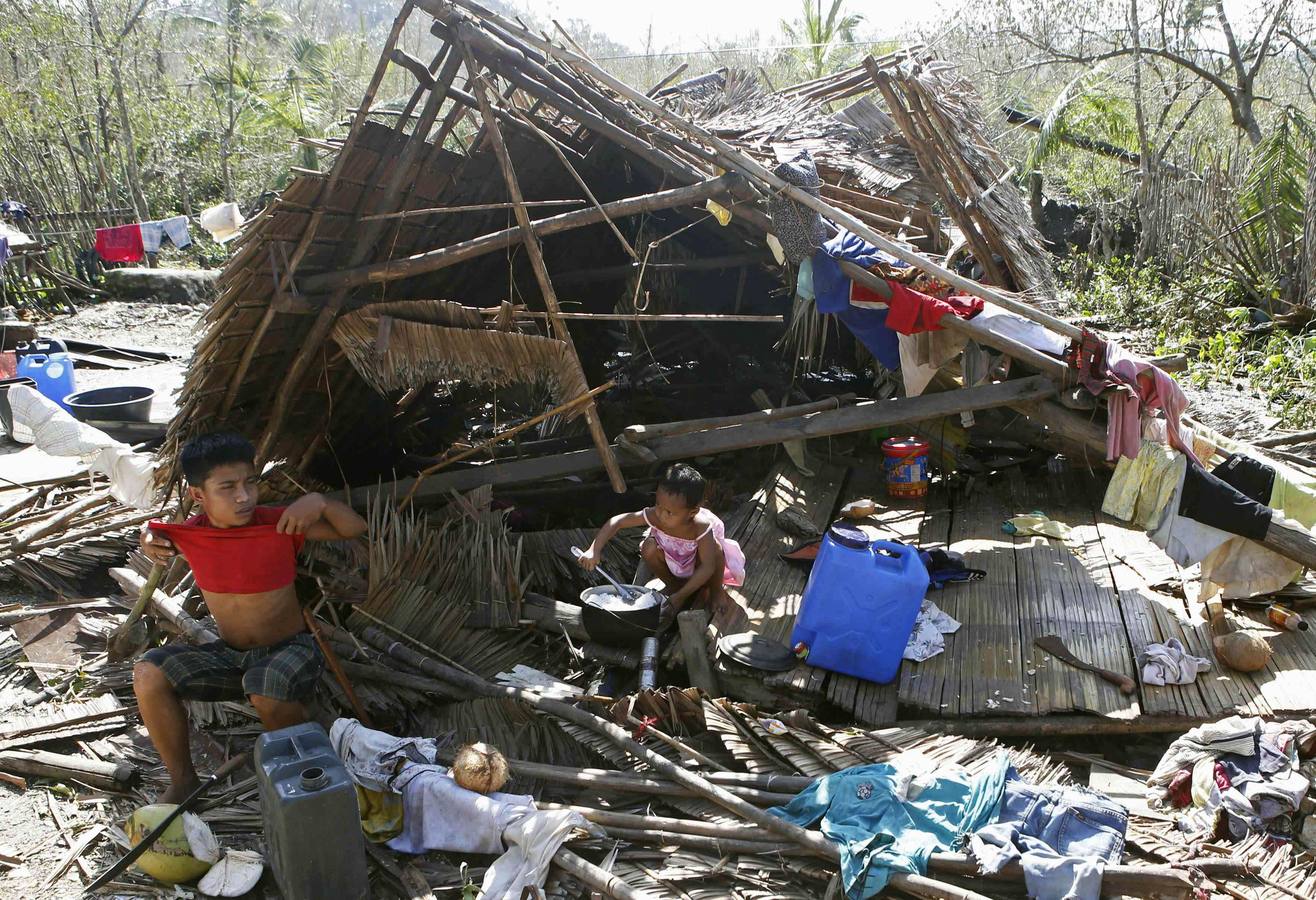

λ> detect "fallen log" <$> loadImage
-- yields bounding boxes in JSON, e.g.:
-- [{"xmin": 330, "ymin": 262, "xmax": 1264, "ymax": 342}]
[
  {"xmin": 301, "ymin": 173, "xmax": 744, "ymax": 292},
  {"xmin": 677, "ymin": 609, "xmax": 720, "ymax": 696},
  {"xmin": 520, "ymin": 592, "xmax": 589, "ymax": 641},
  {"xmin": 344, "ymin": 375, "xmax": 1057, "ymax": 504},
  {"xmin": 0, "ymin": 748, "xmax": 137, "ymax": 791},
  {"xmin": 484, "ymin": 755, "xmax": 798, "ymax": 805}
]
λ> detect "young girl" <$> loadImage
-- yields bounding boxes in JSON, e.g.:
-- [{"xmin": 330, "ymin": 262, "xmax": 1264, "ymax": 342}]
[{"xmin": 578, "ymin": 463, "xmax": 746, "ymax": 616}]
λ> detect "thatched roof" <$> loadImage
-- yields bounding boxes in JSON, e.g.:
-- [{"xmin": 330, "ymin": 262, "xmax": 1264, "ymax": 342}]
[{"xmin": 162, "ymin": 0, "xmax": 1055, "ymax": 492}]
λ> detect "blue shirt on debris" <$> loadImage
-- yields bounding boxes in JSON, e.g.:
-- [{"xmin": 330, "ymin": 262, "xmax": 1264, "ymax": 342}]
[{"xmin": 769, "ymin": 753, "xmax": 1009, "ymax": 897}]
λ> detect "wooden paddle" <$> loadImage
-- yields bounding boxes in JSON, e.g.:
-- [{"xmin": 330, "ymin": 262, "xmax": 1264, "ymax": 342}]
[{"xmin": 1034, "ymin": 634, "xmax": 1136, "ymax": 695}]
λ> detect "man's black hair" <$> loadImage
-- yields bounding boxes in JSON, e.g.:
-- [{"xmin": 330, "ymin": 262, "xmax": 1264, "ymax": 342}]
[
  {"xmin": 657, "ymin": 463, "xmax": 705, "ymax": 508},
  {"xmin": 180, "ymin": 432, "xmax": 256, "ymax": 486}
]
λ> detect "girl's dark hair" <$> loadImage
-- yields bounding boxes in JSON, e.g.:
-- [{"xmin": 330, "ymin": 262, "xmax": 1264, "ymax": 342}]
[
  {"xmin": 657, "ymin": 463, "xmax": 705, "ymax": 508},
  {"xmin": 180, "ymin": 432, "xmax": 255, "ymax": 486}
]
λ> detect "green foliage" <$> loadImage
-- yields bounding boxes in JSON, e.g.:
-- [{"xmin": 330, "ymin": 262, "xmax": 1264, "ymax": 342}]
[{"xmin": 779, "ymin": 0, "xmax": 864, "ymax": 81}]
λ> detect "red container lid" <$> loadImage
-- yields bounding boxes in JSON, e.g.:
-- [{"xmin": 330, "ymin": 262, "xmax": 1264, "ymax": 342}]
[{"xmin": 881, "ymin": 436, "xmax": 929, "ymax": 458}]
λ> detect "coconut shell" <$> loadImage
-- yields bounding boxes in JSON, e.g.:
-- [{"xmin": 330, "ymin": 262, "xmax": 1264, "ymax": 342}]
[
  {"xmin": 126, "ymin": 804, "xmax": 215, "ymax": 884},
  {"xmin": 1213, "ymin": 631, "xmax": 1272, "ymax": 672},
  {"xmin": 451, "ymin": 742, "xmax": 509, "ymax": 794}
]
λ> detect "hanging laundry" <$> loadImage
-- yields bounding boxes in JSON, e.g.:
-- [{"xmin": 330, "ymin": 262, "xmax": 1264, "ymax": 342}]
[
  {"xmin": 902, "ymin": 598, "xmax": 961, "ymax": 662},
  {"xmin": 0, "ymin": 236, "xmax": 9, "ymax": 269},
  {"xmin": 1213, "ymin": 453, "xmax": 1276, "ymax": 504},
  {"xmin": 1138, "ymin": 639, "xmax": 1212, "ymax": 686},
  {"xmin": 810, "ymin": 248, "xmax": 900, "ymax": 370},
  {"xmin": 94, "ymin": 223, "xmax": 145, "ymax": 263},
  {"xmin": 199, "ymin": 201, "xmax": 245, "ymax": 243},
  {"xmin": 1102, "ymin": 443, "xmax": 1185, "ymax": 530},
  {"xmin": 859, "ymin": 280, "xmax": 983, "ymax": 335},
  {"xmin": 1072, "ymin": 331, "xmax": 1196, "ymax": 464},
  {"xmin": 140, "ymin": 215, "xmax": 193, "ymax": 253},
  {"xmin": 770, "ymin": 754, "xmax": 1010, "ymax": 898},
  {"xmin": 1149, "ymin": 461, "xmax": 1268, "ymax": 568},
  {"xmin": 767, "ymin": 150, "xmax": 826, "ymax": 263}
]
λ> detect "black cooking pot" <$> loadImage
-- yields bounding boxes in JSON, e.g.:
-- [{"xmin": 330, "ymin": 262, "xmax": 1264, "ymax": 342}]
[{"xmin": 580, "ymin": 585, "xmax": 665, "ymax": 646}]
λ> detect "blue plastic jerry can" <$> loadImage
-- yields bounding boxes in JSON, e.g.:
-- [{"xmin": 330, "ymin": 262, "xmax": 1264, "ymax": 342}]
[
  {"xmin": 15, "ymin": 339, "xmax": 76, "ymax": 412},
  {"xmin": 790, "ymin": 523, "xmax": 930, "ymax": 684}
]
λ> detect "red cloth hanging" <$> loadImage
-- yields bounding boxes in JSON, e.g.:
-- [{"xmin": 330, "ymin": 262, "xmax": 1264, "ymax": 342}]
[
  {"xmin": 149, "ymin": 507, "xmax": 305, "ymax": 594},
  {"xmin": 851, "ymin": 280, "xmax": 984, "ymax": 334},
  {"xmin": 94, "ymin": 224, "xmax": 145, "ymax": 263}
]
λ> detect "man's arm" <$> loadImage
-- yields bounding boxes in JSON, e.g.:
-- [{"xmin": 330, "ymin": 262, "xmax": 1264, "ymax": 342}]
[{"xmin": 277, "ymin": 494, "xmax": 367, "ymax": 541}]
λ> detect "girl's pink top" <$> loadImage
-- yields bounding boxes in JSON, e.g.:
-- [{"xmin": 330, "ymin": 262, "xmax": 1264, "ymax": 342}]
[{"xmin": 642, "ymin": 508, "xmax": 746, "ymax": 587}]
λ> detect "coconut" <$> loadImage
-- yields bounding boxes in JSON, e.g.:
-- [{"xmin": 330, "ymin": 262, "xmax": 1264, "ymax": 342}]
[
  {"xmin": 451, "ymin": 742, "xmax": 509, "ymax": 794},
  {"xmin": 1213, "ymin": 631, "xmax": 1272, "ymax": 672},
  {"xmin": 125, "ymin": 805, "xmax": 216, "ymax": 884}
]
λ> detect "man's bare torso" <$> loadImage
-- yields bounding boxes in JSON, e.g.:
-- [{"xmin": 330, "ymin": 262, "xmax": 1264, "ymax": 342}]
[{"xmin": 203, "ymin": 585, "xmax": 304, "ymax": 648}]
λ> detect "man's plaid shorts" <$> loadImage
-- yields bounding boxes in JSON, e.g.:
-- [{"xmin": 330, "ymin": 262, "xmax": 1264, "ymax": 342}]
[{"xmin": 141, "ymin": 632, "xmax": 323, "ymax": 702}]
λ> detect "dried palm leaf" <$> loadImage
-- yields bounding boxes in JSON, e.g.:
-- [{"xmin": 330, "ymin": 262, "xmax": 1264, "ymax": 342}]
[{"xmin": 333, "ymin": 300, "xmax": 588, "ymax": 412}]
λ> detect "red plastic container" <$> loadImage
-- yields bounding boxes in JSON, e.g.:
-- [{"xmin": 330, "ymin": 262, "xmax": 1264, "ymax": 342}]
[{"xmin": 882, "ymin": 436, "xmax": 930, "ymax": 498}]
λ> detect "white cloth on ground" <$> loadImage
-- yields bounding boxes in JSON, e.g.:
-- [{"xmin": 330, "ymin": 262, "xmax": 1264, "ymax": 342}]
[
  {"xmin": 903, "ymin": 599, "xmax": 961, "ymax": 662},
  {"xmin": 1138, "ymin": 639, "xmax": 1211, "ymax": 686},
  {"xmin": 8, "ymin": 384, "xmax": 159, "ymax": 508},
  {"xmin": 329, "ymin": 717, "xmax": 444, "ymax": 793},
  {"xmin": 479, "ymin": 809, "xmax": 591, "ymax": 899},
  {"xmin": 388, "ymin": 761, "xmax": 535, "ymax": 855}
]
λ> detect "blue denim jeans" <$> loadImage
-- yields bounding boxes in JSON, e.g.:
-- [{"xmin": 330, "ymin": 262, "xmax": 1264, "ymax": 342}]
[{"xmin": 970, "ymin": 770, "xmax": 1127, "ymax": 900}]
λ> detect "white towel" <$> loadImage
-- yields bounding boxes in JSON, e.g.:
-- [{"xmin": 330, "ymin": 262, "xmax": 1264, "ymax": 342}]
[{"xmin": 1138, "ymin": 638, "xmax": 1212, "ymax": 686}]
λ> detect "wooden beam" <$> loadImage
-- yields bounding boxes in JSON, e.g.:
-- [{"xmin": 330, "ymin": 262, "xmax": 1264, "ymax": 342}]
[
  {"xmin": 299, "ymin": 173, "xmax": 743, "ymax": 293},
  {"xmin": 551, "ymin": 253, "xmax": 768, "ymax": 285},
  {"xmin": 461, "ymin": 41, "xmax": 626, "ymax": 493},
  {"xmin": 340, "ymin": 375, "xmax": 1057, "ymax": 505}
]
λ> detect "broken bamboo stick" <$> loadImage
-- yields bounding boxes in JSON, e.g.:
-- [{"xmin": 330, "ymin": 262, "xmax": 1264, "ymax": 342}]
[
  {"xmin": 300, "ymin": 174, "xmax": 744, "ymax": 292},
  {"xmin": 344, "ymin": 375, "xmax": 1057, "ymax": 504},
  {"xmin": 109, "ymin": 567, "xmax": 218, "ymax": 644},
  {"xmin": 462, "ymin": 50, "xmax": 625, "ymax": 493},
  {"xmin": 551, "ymin": 848, "xmax": 644, "ymax": 900}
]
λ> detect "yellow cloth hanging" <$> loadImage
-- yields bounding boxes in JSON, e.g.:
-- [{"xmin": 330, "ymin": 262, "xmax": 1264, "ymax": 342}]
[{"xmin": 1101, "ymin": 443, "xmax": 1185, "ymax": 531}]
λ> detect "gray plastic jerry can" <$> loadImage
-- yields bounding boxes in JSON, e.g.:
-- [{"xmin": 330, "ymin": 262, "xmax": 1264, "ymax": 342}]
[{"xmin": 255, "ymin": 722, "xmax": 369, "ymax": 900}]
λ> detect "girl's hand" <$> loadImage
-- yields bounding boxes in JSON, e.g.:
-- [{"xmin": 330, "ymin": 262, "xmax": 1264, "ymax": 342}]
[{"xmin": 576, "ymin": 548, "xmax": 600, "ymax": 571}]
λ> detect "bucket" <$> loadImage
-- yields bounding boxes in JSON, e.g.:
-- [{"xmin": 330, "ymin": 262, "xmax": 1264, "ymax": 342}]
[
  {"xmin": 882, "ymin": 436, "xmax": 930, "ymax": 498},
  {"xmin": 63, "ymin": 385, "xmax": 155, "ymax": 423},
  {"xmin": 579, "ymin": 584, "xmax": 665, "ymax": 646}
]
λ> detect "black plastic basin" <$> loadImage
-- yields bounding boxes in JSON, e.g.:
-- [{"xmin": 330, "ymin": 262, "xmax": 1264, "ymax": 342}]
[{"xmin": 63, "ymin": 385, "xmax": 155, "ymax": 423}]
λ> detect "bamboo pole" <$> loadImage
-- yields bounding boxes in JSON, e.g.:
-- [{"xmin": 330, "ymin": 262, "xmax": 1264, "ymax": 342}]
[
  {"xmin": 301, "ymin": 174, "xmax": 743, "ymax": 292},
  {"xmin": 430, "ymin": 0, "xmax": 1082, "ymax": 343},
  {"xmin": 622, "ymin": 394, "xmax": 854, "ymax": 442},
  {"xmin": 461, "ymin": 44, "xmax": 624, "ymax": 493}
]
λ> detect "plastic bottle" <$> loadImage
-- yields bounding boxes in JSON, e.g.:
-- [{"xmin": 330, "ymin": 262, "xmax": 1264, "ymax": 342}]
[
  {"xmin": 1267, "ymin": 604, "xmax": 1309, "ymax": 632},
  {"xmin": 15, "ymin": 339, "xmax": 76, "ymax": 411}
]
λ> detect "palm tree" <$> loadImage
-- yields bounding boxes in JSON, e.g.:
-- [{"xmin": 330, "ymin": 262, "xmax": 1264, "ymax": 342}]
[{"xmin": 779, "ymin": 0, "xmax": 865, "ymax": 81}]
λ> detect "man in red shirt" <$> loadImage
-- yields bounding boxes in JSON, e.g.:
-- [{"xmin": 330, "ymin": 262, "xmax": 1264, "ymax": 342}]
[{"xmin": 135, "ymin": 432, "xmax": 367, "ymax": 801}]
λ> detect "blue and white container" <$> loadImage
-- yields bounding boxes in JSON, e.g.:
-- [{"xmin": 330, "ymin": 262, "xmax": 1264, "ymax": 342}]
[{"xmin": 16, "ymin": 339, "xmax": 76, "ymax": 412}]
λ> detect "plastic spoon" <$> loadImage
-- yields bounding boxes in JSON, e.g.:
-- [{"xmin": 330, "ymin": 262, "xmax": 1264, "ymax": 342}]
[{"xmin": 571, "ymin": 545, "xmax": 638, "ymax": 601}]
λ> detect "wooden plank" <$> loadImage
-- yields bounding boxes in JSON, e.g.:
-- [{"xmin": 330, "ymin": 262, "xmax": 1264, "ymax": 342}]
[{"xmin": 677, "ymin": 610, "xmax": 720, "ymax": 697}]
